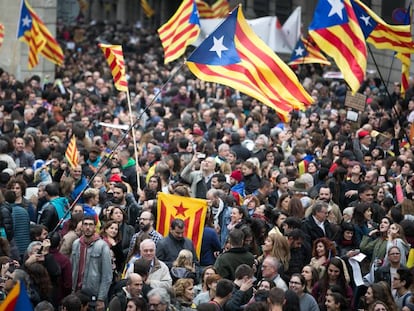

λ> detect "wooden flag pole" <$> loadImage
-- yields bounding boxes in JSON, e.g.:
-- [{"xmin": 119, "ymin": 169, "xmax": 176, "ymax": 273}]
[{"xmin": 126, "ymin": 89, "xmax": 141, "ymax": 192}]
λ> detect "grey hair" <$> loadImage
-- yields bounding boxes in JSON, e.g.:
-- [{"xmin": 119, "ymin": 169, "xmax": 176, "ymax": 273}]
[
  {"xmin": 27, "ymin": 241, "xmax": 42, "ymax": 254},
  {"xmin": 312, "ymin": 201, "xmax": 329, "ymax": 216},
  {"xmin": 34, "ymin": 301, "xmax": 54, "ymax": 311},
  {"xmin": 147, "ymin": 287, "xmax": 171, "ymax": 306}
]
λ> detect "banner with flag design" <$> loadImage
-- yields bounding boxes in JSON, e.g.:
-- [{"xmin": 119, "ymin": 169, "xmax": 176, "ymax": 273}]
[
  {"xmin": 99, "ymin": 43, "xmax": 128, "ymax": 92},
  {"xmin": 65, "ymin": 136, "xmax": 79, "ymax": 169},
  {"xmin": 309, "ymin": 0, "xmax": 367, "ymax": 94},
  {"xmin": 187, "ymin": 5, "xmax": 313, "ymax": 122},
  {"xmin": 351, "ymin": 0, "xmax": 414, "ymax": 53},
  {"xmin": 17, "ymin": 0, "xmax": 64, "ymax": 69},
  {"xmin": 395, "ymin": 3, "xmax": 412, "ymax": 98},
  {"xmin": 157, "ymin": 193, "xmax": 207, "ymax": 258},
  {"xmin": 289, "ymin": 36, "xmax": 331, "ymax": 66},
  {"xmin": 0, "ymin": 280, "xmax": 33, "ymax": 311},
  {"xmin": 158, "ymin": 0, "xmax": 200, "ymax": 64}
]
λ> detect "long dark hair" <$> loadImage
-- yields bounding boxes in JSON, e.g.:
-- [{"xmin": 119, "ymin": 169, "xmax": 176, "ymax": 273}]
[
  {"xmin": 316, "ymin": 258, "xmax": 348, "ymax": 304},
  {"xmin": 282, "ymin": 290, "xmax": 300, "ymax": 311}
]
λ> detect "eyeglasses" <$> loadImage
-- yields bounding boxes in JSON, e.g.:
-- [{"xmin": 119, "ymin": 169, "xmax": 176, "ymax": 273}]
[
  {"xmin": 139, "ymin": 218, "xmax": 151, "ymax": 221},
  {"xmin": 289, "ymin": 281, "xmax": 302, "ymax": 285},
  {"xmin": 393, "ymin": 277, "xmax": 400, "ymax": 280},
  {"xmin": 389, "ymin": 253, "xmax": 401, "ymax": 256}
]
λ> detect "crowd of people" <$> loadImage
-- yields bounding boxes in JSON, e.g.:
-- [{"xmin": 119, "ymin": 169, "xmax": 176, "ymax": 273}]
[{"xmin": 1, "ymin": 14, "xmax": 414, "ymax": 311}]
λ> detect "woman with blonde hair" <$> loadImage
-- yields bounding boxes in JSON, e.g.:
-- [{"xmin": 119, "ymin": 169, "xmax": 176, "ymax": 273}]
[
  {"xmin": 385, "ymin": 223, "xmax": 410, "ymax": 265},
  {"xmin": 259, "ymin": 233, "xmax": 290, "ymax": 273},
  {"xmin": 171, "ymin": 249, "xmax": 196, "ymax": 284}
]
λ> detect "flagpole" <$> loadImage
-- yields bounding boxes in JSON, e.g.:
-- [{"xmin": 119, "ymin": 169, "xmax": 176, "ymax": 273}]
[
  {"xmin": 384, "ymin": 55, "xmax": 396, "ymax": 90},
  {"xmin": 367, "ymin": 44, "xmax": 409, "ymax": 143},
  {"xmin": 49, "ymin": 60, "xmax": 187, "ymax": 235},
  {"xmin": 126, "ymin": 90, "xmax": 141, "ymax": 192}
]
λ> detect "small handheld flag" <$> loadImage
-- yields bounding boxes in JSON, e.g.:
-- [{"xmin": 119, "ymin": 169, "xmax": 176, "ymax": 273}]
[{"xmin": 65, "ymin": 136, "xmax": 79, "ymax": 169}]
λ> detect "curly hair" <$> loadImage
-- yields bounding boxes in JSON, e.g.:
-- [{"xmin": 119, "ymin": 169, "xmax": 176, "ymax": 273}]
[
  {"xmin": 173, "ymin": 278, "xmax": 194, "ymax": 299},
  {"xmin": 6, "ymin": 177, "xmax": 27, "ymax": 197},
  {"xmin": 312, "ymin": 237, "xmax": 337, "ymax": 258}
]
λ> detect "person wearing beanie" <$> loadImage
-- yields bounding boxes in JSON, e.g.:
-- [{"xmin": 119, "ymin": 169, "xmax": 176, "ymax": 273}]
[
  {"xmin": 229, "ymin": 170, "xmax": 245, "ymax": 198},
  {"xmin": 353, "ymin": 129, "xmax": 372, "ymax": 162}
]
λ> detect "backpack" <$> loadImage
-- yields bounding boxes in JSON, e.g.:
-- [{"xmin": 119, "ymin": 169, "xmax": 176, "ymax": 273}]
[
  {"xmin": 114, "ymin": 291, "xmax": 127, "ymax": 311},
  {"xmin": 403, "ymin": 292, "xmax": 412, "ymax": 307},
  {"xmin": 108, "ymin": 279, "xmax": 128, "ymax": 309}
]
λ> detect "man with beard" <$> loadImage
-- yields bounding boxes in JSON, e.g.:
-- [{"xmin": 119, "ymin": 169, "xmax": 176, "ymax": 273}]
[
  {"xmin": 110, "ymin": 183, "xmax": 140, "ymax": 227},
  {"xmin": 71, "ymin": 216, "xmax": 112, "ymax": 311},
  {"xmin": 156, "ymin": 219, "xmax": 198, "ymax": 269},
  {"xmin": 305, "ymin": 186, "xmax": 342, "ymax": 225},
  {"xmin": 128, "ymin": 211, "xmax": 163, "ymax": 252}
]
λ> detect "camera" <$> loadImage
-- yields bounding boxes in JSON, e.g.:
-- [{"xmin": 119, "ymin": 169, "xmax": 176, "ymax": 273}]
[{"xmin": 197, "ymin": 153, "xmax": 206, "ymax": 159}]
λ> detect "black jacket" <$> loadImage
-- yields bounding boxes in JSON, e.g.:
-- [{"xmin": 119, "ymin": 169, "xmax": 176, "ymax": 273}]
[
  {"xmin": 156, "ymin": 233, "xmax": 199, "ymax": 269},
  {"xmin": 301, "ymin": 215, "xmax": 334, "ymax": 246},
  {"xmin": 231, "ymin": 144, "xmax": 251, "ymax": 161},
  {"xmin": 243, "ymin": 173, "xmax": 261, "ymax": 195},
  {"xmin": 38, "ymin": 202, "xmax": 59, "ymax": 232}
]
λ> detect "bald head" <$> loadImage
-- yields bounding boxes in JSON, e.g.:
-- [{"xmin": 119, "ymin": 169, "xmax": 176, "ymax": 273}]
[{"xmin": 127, "ymin": 273, "xmax": 143, "ymax": 298}]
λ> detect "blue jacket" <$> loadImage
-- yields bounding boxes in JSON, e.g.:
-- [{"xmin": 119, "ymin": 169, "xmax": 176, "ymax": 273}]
[{"xmin": 11, "ymin": 204, "xmax": 31, "ymax": 256}]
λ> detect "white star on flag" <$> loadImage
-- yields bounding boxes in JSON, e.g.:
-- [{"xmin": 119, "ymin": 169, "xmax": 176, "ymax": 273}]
[
  {"xmin": 22, "ymin": 15, "xmax": 31, "ymax": 28},
  {"xmin": 360, "ymin": 14, "xmax": 371, "ymax": 26},
  {"xmin": 209, "ymin": 36, "xmax": 228, "ymax": 58},
  {"xmin": 295, "ymin": 46, "xmax": 305, "ymax": 56},
  {"xmin": 327, "ymin": 0, "xmax": 344, "ymax": 19}
]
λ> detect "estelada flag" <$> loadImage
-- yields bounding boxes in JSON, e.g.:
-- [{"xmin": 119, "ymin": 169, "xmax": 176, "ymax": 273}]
[
  {"xmin": 0, "ymin": 280, "xmax": 33, "ymax": 311},
  {"xmin": 157, "ymin": 192, "xmax": 207, "ymax": 258}
]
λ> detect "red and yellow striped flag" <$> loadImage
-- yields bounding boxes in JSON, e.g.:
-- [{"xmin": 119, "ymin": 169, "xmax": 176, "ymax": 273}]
[
  {"xmin": 141, "ymin": 0, "xmax": 154, "ymax": 18},
  {"xmin": 98, "ymin": 43, "xmax": 128, "ymax": 92},
  {"xmin": 211, "ymin": 0, "xmax": 230, "ymax": 18},
  {"xmin": 17, "ymin": 0, "xmax": 64, "ymax": 69},
  {"xmin": 157, "ymin": 193, "xmax": 207, "ymax": 258},
  {"xmin": 0, "ymin": 280, "xmax": 33, "ymax": 311},
  {"xmin": 196, "ymin": 0, "xmax": 229, "ymax": 18},
  {"xmin": 395, "ymin": 4, "xmax": 412, "ymax": 98},
  {"xmin": 0, "ymin": 24, "xmax": 4, "ymax": 50},
  {"xmin": 187, "ymin": 6, "xmax": 313, "ymax": 122},
  {"xmin": 158, "ymin": 0, "xmax": 200, "ymax": 64},
  {"xmin": 65, "ymin": 136, "xmax": 79, "ymax": 169}
]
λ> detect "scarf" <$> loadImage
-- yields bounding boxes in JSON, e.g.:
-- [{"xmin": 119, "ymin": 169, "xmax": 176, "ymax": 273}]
[{"xmin": 76, "ymin": 233, "xmax": 100, "ymax": 290}]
